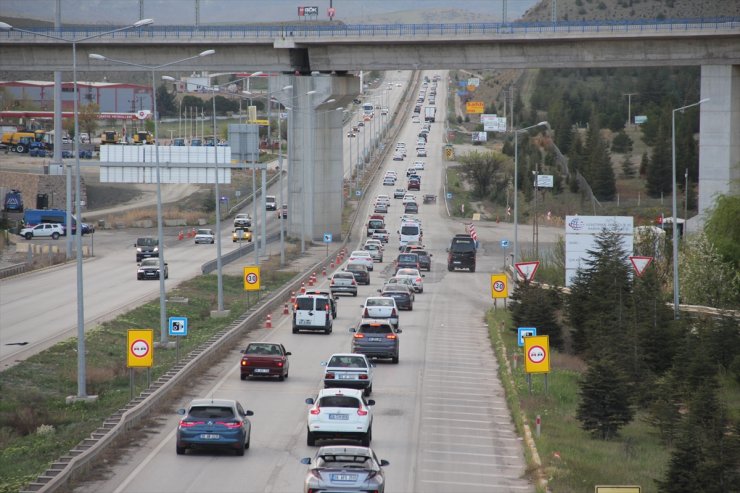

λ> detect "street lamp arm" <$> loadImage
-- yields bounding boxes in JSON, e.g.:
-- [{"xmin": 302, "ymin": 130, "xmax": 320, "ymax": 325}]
[
  {"xmin": 674, "ymin": 98, "xmax": 710, "ymax": 115},
  {"xmin": 1, "ymin": 19, "xmax": 153, "ymax": 42},
  {"xmin": 91, "ymin": 50, "xmax": 214, "ymax": 71}
]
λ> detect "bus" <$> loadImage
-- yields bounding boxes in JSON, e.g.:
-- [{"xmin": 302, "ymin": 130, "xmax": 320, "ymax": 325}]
[{"xmin": 362, "ymin": 103, "xmax": 374, "ymax": 116}]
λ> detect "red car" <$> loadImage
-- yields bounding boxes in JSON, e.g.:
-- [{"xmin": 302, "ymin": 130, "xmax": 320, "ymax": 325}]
[
  {"xmin": 407, "ymin": 178, "xmax": 420, "ymax": 191},
  {"xmin": 240, "ymin": 342, "xmax": 291, "ymax": 381}
]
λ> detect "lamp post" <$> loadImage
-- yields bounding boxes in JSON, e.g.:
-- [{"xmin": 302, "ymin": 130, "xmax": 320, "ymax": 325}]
[
  {"xmin": 671, "ymin": 98, "xmax": 708, "ymax": 319},
  {"xmin": 513, "ymin": 121, "xmax": 548, "ymax": 267},
  {"xmin": 272, "ymin": 86, "xmax": 293, "ymax": 265},
  {"xmin": 92, "ymin": 49, "xmax": 215, "ymax": 342},
  {"xmin": 1, "ymin": 18, "xmax": 153, "ymax": 401}
]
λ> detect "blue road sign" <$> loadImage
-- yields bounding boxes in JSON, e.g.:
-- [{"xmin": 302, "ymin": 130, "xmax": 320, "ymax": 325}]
[
  {"xmin": 446, "ymin": 192, "xmax": 452, "ymax": 199},
  {"xmin": 501, "ymin": 239, "xmax": 510, "ymax": 249},
  {"xmin": 355, "ymin": 190, "xmax": 362, "ymax": 197},
  {"xmin": 323, "ymin": 233, "xmax": 333, "ymax": 243},
  {"xmin": 169, "ymin": 317, "xmax": 188, "ymax": 337},
  {"xmin": 517, "ymin": 327, "xmax": 537, "ymax": 347}
]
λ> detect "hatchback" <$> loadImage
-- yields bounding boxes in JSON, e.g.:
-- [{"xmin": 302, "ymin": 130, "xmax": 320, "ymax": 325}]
[
  {"xmin": 305, "ymin": 389, "xmax": 375, "ymax": 446},
  {"xmin": 330, "ymin": 271, "xmax": 358, "ymax": 297},
  {"xmin": 378, "ymin": 285, "xmax": 414, "ymax": 311},
  {"xmin": 176, "ymin": 398, "xmax": 254, "ymax": 456},
  {"xmin": 345, "ymin": 263, "xmax": 371, "ymax": 285},
  {"xmin": 350, "ymin": 319, "xmax": 402, "ymax": 363},
  {"xmin": 393, "ymin": 188, "xmax": 406, "ymax": 199},
  {"xmin": 300, "ymin": 446, "xmax": 389, "ymax": 493},
  {"xmin": 348, "ymin": 251, "xmax": 374, "ymax": 271}
]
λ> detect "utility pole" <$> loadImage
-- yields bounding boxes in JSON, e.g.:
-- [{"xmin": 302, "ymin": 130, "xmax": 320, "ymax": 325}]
[
  {"xmin": 502, "ymin": 0, "xmax": 507, "ymax": 24},
  {"xmin": 623, "ymin": 92, "xmax": 638, "ymax": 127}
]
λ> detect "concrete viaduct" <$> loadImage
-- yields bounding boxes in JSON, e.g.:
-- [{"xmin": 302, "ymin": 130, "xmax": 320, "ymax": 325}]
[{"xmin": 1, "ymin": 19, "xmax": 739, "ymax": 233}]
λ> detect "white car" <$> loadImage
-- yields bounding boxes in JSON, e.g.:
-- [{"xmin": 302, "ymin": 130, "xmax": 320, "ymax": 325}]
[
  {"xmin": 363, "ymin": 243, "xmax": 383, "ymax": 263},
  {"xmin": 361, "ymin": 296, "xmax": 399, "ymax": 328},
  {"xmin": 305, "ymin": 388, "xmax": 375, "ymax": 446},
  {"xmin": 348, "ymin": 250, "xmax": 374, "ymax": 271},
  {"xmin": 322, "ymin": 353, "xmax": 375, "ymax": 395},
  {"xmin": 364, "ymin": 238, "xmax": 383, "ymax": 250},
  {"xmin": 375, "ymin": 195, "xmax": 391, "ymax": 206},
  {"xmin": 393, "ymin": 187, "xmax": 406, "ymax": 199},
  {"xmin": 19, "ymin": 223, "xmax": 64, "ymax": 240},
  {"xmin": 385, "ymin": 170, "xmax": 398, "ymax": 178},
  {"xmin": 417, "ymin": 148, "xmax": 427, "ymax": 157},
  {"xmin": 194, "ymin": 228, "xmax": 215, "ymax": 244},
  {"xmin": 382, "ymin": 176, "xmax": 395, "ymax": 186},
  {"xmin": 395, "ymin": 268, "xmax": 425, "ymax": 293},
  {"xmin": 402, "ymin": 194, "xmax": 416, "ymax": 205},
  {"xmin": 414, "ymin": 161, "xmax": 426, "ymax": 170}
]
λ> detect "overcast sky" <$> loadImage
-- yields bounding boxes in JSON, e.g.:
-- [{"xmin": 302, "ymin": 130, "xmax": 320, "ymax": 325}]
[{"xmin": 0, "ymin": 0, "xmax": 540, "ymax": 24}]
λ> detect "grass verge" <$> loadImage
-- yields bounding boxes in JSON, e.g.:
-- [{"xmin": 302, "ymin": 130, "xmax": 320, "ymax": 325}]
[
  {"xmin": 0, "ymin": 262, "xmax": 297, "ymax": 493},
  {"xmin": 487, "ymin": 309, "xmax": 671, "ymax": 493}
]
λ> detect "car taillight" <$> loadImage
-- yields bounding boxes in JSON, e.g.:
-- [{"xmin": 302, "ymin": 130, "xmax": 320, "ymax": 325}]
[
  {"xmin": 310, "ymin": 406, "xmax": 321, "ymax": 415},
  {"xmin": 325, "ymin": 304, "xmax": 330, "ymax": 312},
  {"xmin": 353, "ymin": 333, "xmax": 365, "ymax": 338},
  {"xmin": 386, "ymin": 334, "xmax": 397, "ymax": 340},
  {"xmin": 357, "ymin": 408, "xmax": 368, "ymax": 416},
  {"xmin": 241, "ymin": 359, "xmax": 249, "ymax": 366},
  {"xmin": 351, "ymin": 279, "xmax": 357, "ymax": 285},
  {"xmin": 294, "ymin": 303, "xmax": 298, "ymax": 310},
  {"xmin": 217, "ymin": 421, "xmax": 242, "ymax": 429},
  {"xmin": 391, "ymin": 308, "xmax": 397, "ymax": 317},
  {"xmin": 309, "ymin": 470, "xmax": 323, "ymax": 481},
  {"xmin": 179, "ymin": 420, "xmax": 204, "ymax": 428},
  {"xmin": 277, "ymin": 361, "xmax": 284, "ymax": 367},
  {"xmin": 363, "ymin": 308, "xmax": 370, "ymax": 317},
  {"xmin": 330, "ymin": 279, "xmax": 335, "ymax": 285},
  {"xmin": 359, "ymin": 374, "xmax": 368, "ymax": 380},
  {"xmin": 325, "ymin": 372, "xmax": 335, "ymax": 379},
  {"xmin": 416, "ymin": 277, "xmax": 422, "ymax": 283}
]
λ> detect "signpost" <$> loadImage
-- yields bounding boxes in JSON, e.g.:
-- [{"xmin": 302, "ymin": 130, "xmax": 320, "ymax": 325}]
[
  {"xmin": 466, "ymin": 101, "xmax": 485, "ymax": 114},
  {"xmin": 524, "ymin": 334, "xmax": 550, "ymax": 393},
  {"xmin": 629, "ymin": 256, "xmax": 653, "ymax": 277},
  {"xmin": 515, "ymin": 261, "xmax": 540, "ymax": 282},
  {"xmin": 127, "ymin": 329, "xmax": 153, "ymax": 399},
  {"xmin": 490, "ymin": 273, "xmax": 508, "ymax": 309},
  {"xmin": 323, "ymin": 232, "xmax": 332, "ymax": 257},
  {"xmin": 243, "ymin": 265, "xmax": 261, "ymax": 306},
  {"xmin": 168, "ymin": 317, "xmax": 188, "ymax": 362},
  {"xmin": 517, "ymin": 327, "xmax": 537, "ymax": 347}
]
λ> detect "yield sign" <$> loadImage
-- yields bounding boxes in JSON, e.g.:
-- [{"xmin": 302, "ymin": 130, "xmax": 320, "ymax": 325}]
[
  {"xmin": 629, "ymin": 256, "xmax": 653, "ymax": 277},
  {"xmin": 515, "ymin": 261, "xmax": 540, "ymax": 282}
]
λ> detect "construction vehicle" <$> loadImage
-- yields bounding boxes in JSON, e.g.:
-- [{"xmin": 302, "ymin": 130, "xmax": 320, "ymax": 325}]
[
  {"xmin": 132, "ymin": 130, "xmax": 154, "ymax": 145},
  {"xmin": 101, "ymin": 130, "xmax": 120, "ymax": 144},
  {"xmin": 1, "ymin": 130, "xmax": 47, "ymax": 153}
]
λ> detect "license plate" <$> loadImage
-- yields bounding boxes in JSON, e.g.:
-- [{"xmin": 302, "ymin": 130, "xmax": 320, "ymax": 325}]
[
  {"xmin": 298, "ymin": 319, "xmax": 310, "ymax": 325},
  {"xmin": 338, "ymin": 374, "xmax": 355, "ymax": 380},
  {"xmin": 329, "ymin": 414, "xmax": 349, "ymax": 420},
  {"xmin": 200, "ymin": 434, "xmax": 220, "ymax": 439},
  {"xmin": 253, "ymin": 368, "xmax": 270, "ymax": 373},
  {"xmin": 332, "ymin": 473, "xmax": 357, "ymax": 481},
  {"xmin": 369, "ymin": 338, "xmax": 382, "ymax": 342}
]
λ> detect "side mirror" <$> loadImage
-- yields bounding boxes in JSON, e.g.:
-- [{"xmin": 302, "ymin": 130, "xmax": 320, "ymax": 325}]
[
  {"xmin": 377, "ymin": 289, "xmax": 382, "ymax": 293},
  {"xmin": 305, "ymin": 397, "xmax": 315, "ymax": 405},
  {"xmin": 349, "ymin": 327, "xmax": 356, "ymax": 333},
  {"xmin": 240, "ymin": 349, "xmax": 246, "ymax": 354},
  {"xmin": 320, "ymin": 361, "xmax": 327, "ymax": 367},
  {"xmin": 380, "ymin": 459, "xmax": 390, "ymax": 467},
  {"xmin": 285, "ymin": 351, "xmax": 292, "ymax": 356},
  {"xmin": 396, "ymin": 328, "xmax": 403, "ymax": 333},
  {"xmin": 300, "ymin": 458, "xmax": 312, "ymax": 465},
  {"xmin": 446, "ymin": 248, "xmax": 450, "ymax": 252},
  {"xmin": 244, "ymin": 410, "xmax": 254, "ymax": 417},
  {"xmin": 366, "ymin": 399, "xmax": 376, "ymax": 406},
  {"xmin": 421, "ymin": 274, "xmax": 425, "ymax": 278},
  {"xmin": 176, "ymin": 408, "xmax": 186, "ymax": 415}
]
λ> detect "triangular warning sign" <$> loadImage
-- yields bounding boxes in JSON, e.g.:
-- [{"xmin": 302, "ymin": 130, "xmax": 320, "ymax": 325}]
[
  {"xmin": 629, "ymin": 256, "xmax": 653, "ymax": 277},
  {"xmin": 515, "ymin": 261, "xmax": 540, "ymax": 282}
]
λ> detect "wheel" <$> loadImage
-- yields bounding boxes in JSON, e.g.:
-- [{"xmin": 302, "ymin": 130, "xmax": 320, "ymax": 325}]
[
  {"xmin": 284, "ymin": 371, "xmax": 289, "ymax": 379},
  {"xmin": 307, "ymin": 430, "xmax": 317, "ymax": 446},
  {"xmin": 176, "ymin": 445, "xmax": 185, "ymax": 455},
  {"xmin": 15, "ymin": 144, "xmax": 26, "ymax": 153},
  {"xmin": 447, "ymin": 265, "xmax": 453, "ymax": 272},
  {"xmin": 292, "ymin": 326, "xmax": 299, "ymax": 334},
  {"xmin": 392, "ymin": 355, "xmax": 399, "ymax": 364},
  {"xmin": 236, "ymin": 444, "xmax": 245, "ymax": 456},
  {"xmin": 51, "ymin": 232, "xmax": 60, "ymax": 240},
  {"xmin": 165, "ymin": 271, "xmax": 169, "ymax": 279},
  {"xmin": 409, "ymin": 304, "xmax": 413, "ymax": 311},
  {"xmin": 470, "ymin": 266, "xmax": 476, "ymax": 273},
  {"xmin": 364, "ymin": 385, "xmax": 372, "ymax": 396},
  {"xmin": 240, "ymin": 373, "xmax": 246, "ymax": 381},
  {"xmin": 244, "ymin": 432, "xmax": 250, "ymax": 450},
  {"xmin": 353, "ymin": 292, "xmax": 357, "ymax": 297},
  {"xmin": 361, "ymin": 427, "xmax": 372, "ymax": 446},
  {"xmin": 278, "ymin": 374, "xmax": 285, "ymax": 381},
  {"xmin": 419, "ymin": 288, "xmax": 424, "ymax": 293},
  {"xmin": 24, "ymin": 232, "xmax": 32, "ymax": 240}
]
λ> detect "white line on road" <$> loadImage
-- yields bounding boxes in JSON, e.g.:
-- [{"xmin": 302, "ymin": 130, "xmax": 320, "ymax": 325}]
[
  {"xmin": 423, "ymin": 449, "xmax": 521, "ymax": 459},
  {"xmin": 420, "ymin": 478, "xmax": 531, "ymax": 490}
]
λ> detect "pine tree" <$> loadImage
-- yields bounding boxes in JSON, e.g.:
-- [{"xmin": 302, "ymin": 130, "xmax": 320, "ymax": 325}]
[
  {"xmin": 576, "ymin": 357, "xmax": 635, "ymax": 440},
  {"xmin": 657, "ymin": 423, "xmax": 705, "ymax": 492},
  {"xmin": 590, "ymin": 138, "xmax": 617, "ymax": 201},
  {"xmin": 639, "ymin": 150, "xmax": 649, "ymax": 177},
  {"xmin": 621, "ymin": 154, "xmax": 636, "ymax": 178},
  {"xmin": 510, "ymin": 280, "xmax": 564, "ymax": 349},
  {"xmin": 646, "ymin": 123, "xmax": 672, "ymax": 198}
]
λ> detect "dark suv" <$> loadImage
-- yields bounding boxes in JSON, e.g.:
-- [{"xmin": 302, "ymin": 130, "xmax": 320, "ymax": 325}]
[
  {"xmin": 447, "ymin": 234, "xmax": 476, "ymax": 272},
  {"xmin": 135, "ymin": 237, "xmax": 159, "ymax": 262},
  {"xmin": 350, "ymin": 319, "xmax": 401, "ymax": 364},
  {"xmin": 394, "ymin": 253, "xmax": 420, "ymax": 274}
]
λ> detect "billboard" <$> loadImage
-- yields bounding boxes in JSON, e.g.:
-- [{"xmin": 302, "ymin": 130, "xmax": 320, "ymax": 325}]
[
  {"xmin": 481, "ymin": 114, "xmax": 506, "ymax": 132},
  {"xmin": 565, "ymin": 216, "xmax": 634, "ymax": 286},
  {"xmin": 466, "ymin": 101, "xmax": 485, "ymax": 114}
]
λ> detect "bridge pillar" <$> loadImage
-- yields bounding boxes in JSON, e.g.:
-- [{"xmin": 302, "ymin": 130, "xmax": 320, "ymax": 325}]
[
  {"xmin": 698, "ymin": 65, "xmax": 740, "ymax": 220},
  {"xmin": 275, "ymin": 74, "xmax": 355, "ymax": 244}
]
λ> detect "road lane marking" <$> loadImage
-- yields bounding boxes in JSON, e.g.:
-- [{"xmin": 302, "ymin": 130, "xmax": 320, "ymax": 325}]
[
  {"xmin": 421, "ymin": 468, "xmax": 525, "ymax": 478},
  {"xmin": 423, "ymin": 449, "xmax": 521, "ymax": 459},
  {"xmin": 420, "ymin": 478, "xmax": 531, "ymax": 489},
  {"xmin": 422, "ymin": 458, "xmax": 524, "ymax": 468}
]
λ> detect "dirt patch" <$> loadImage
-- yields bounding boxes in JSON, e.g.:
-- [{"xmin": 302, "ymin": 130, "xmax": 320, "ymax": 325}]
[{"xmin": 85, "ymin": 184, "xmax": 142, "ymax": 210}]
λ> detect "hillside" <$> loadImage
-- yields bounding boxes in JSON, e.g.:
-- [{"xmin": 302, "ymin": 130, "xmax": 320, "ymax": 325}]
[{"xmin": 521, "ymin": 0, "xmax": 739, "ymax": 22}]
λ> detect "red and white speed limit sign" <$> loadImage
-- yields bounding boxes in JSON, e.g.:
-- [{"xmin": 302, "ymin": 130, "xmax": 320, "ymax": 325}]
[{"xmin": 527, "ymin": 345, "xmax": 546, "ymax": 364}]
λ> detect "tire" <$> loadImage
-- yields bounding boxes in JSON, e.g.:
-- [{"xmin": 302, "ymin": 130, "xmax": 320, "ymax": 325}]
[
  {"xmin": 292, "ymin": 327, "xmax": 299, "ymax": 334},
  {"xmin": 361, "ymin": 427, "xmax": 372, "ymax": 446},
  {"xmin": 364, "ymin": 385, "xmax": 372, "ymax": 397},
  {"xmin": 51, "ymin": 232, "xmax": 59, "ymax": 240},
  {"xmin": 16, "ymin": 144, "xmax": 26, "ymax": 153},
  {"xmin": 409, "ymin": 304, "xmax": 413, "ymax": 311},
  {"xmin": 470, "ymin": 266, "xmax": 476, "ymax": 273},
  {"xmin": 240, "ymin": 373, "xmax": 246, "ymax": 381},
  {"xmin": 24, "ymin": 232, "xmax": 32, "ymax": 240},
  {"xmin": 307, "ymin": 430, "xmax": 317, "ymax": 446},
  {"xmin": 284, "ymin": 371, "xmax": 289, "ymax": 379},
  {"xmin": 236, "ymin": 444, "xmax": 245, "ymax": 456},
  {"xmin": 392, "ymin": 355, "xmax": 399, "ymax": 364},
  {"xmin": 447, "ymin": 265, "xmax": 453, "ymax": 272},
  {"xmin": 244, "ymin": 432, "xmax": 251, "ymax": 450},
  {"xmin": 176, "ymin": 445, "xmax": 185, "ymax": 455},
  {"xmin": 352, "ymin": 292, "xmax": 357, "ymax": 297},
  {"xmin": 278, "ymin": 374, "xmax": 285, "ymax": 382}
]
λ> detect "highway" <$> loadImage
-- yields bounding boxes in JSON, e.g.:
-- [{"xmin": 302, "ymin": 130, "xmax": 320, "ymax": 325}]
[{"xmin": 71, "ymin": 71, "xmax": 534, "ymax": 493}]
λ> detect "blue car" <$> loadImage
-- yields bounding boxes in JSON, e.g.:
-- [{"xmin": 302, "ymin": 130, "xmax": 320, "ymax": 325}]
[{"xmin": 176, "ymin": 398, "xmax": 254, "ymax": 456}]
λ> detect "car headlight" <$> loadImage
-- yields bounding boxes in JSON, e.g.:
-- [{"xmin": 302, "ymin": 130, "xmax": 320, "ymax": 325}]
[
  {"xmin": 136, "ymin": 247, "xmax": 143, "ymax": 252},
  {"xmin": 137, "ymin": 269, "xmax": 144, "ymax": 273},
  {"xmin": 153, "ymin": 247, "xmax": 159, "ymax": 252}
]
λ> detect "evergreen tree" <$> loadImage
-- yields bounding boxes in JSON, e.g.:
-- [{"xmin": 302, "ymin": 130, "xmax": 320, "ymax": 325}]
[
  {"xmin": 576, "ymin": 357, "xmax": 635, "ymax": 440},
  {"xmin": 611, "ymin": 131, "xmax": 633, "ymax": 153},
  {"xmin": 590, "ymin": 138, "xmax": 617, "ymax": 201},
  {"xmin": 509, "ymin": 280, "xmax": 564, "ymax": 349},
  {"xmin": 639, "ymin": 150, "xmax": 649, "ymax": 177},
  {"xmin": 621, "ymin": 154, "xmax": 635, "ymax": 178},
  {"xmin": 646, "ymin": 122, "xmax": 672, "ymax": 198},
  {"xmin": 155, "ymin": 83, "xmax": 177, "ymax": 117},
  {"xmin": 657, "ymin": 423, "xmax": 705, "ymax": 492},
  {"xmin": 704, "ymin": 194, "xmax": 740, "ymax": 271}
]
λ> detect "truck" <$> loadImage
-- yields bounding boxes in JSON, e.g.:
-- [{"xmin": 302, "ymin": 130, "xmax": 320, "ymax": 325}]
[
  {"xmin": 132, "ymin": 130, "xmax": 154, "ymax": 145},
  {"xmin": 1, "ymin": 130, "xmax": 47, "ymax": 153},
  {"xmin": 424, "ymin": 106, "xmax": 436, "ymax": 123},
  {"xmin": 101, "ymin": 130, "xmax": 120, "ymax": 144},
  {"xmin": 3, "ymin": 189, "xmax": 24, "ymax": 212},
  {"xmin": 22, "ymin": 209, "xmax": 93, "ymax": 235}
]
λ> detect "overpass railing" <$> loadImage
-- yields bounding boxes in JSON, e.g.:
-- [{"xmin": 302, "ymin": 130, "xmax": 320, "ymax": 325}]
[{"xmin": 2, "ymin": 17, "xmax": 739, "ymax": 41}]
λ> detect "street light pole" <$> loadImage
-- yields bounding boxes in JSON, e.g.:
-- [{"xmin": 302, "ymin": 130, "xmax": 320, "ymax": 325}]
[
  {"xmin": 212, "ymin": 86, "xmax": 225, "ymax": 312},
  {"xmin": 513, "ymin": 121, "xmax": 548, "ymax": 267},
  {"xmin": 672, "ymin": 98, "xmax": 708, "ymax": 319}
]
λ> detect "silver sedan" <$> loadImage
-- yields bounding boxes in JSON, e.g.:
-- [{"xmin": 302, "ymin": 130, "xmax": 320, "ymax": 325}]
[{"xmin": 300, "ymin": 445, "xmax": 389, "ymax": 493}]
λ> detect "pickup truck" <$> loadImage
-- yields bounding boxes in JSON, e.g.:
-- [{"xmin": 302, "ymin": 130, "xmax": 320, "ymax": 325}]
[{"xmin": 240, "ymin": 342, "xmax": 291, "ymax": 381}]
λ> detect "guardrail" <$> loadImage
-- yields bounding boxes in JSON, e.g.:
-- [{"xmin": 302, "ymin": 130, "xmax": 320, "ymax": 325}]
[
  {"xmin": 0, "ymin": 262, "xmax": 29, "ymax": 279},
  {"xmin": 2, "ymin": 18, "xmax": 738, "ymax": 41}
]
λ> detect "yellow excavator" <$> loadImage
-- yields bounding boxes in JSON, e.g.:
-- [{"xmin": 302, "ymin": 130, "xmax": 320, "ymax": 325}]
[
  {"xmin": 101, "ymin": 130, "xmax": 120, "ymax": 144},
  {"xmin": 132, "ymin": 130, "xmax": 154, "ymax": 144}
]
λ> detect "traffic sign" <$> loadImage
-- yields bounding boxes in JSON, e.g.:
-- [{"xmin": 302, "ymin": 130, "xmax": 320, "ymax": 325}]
[
  {"xmin": 629, "ymin": 256, "xmax": 653, "ymax": 277},
  {"xmin": 127, "ymin": 329, "xmax": 153, "ymax": 368},
  {"xmin": 517, "ymin": 327, "xmax": 537, "ymax": 347},
  {"xmin": 243, "ymin": 266, "xmax": 261, "ymax": 291},
  {"xmin": 500, "ymin": 239, "xmax": 510, "ymax": 249},
  {"xmin": 515, "ymin": 261, "xmax": 540, "ymax": 282},
  {"xmin": 446, "ymin": 192, "xmax": 452, "ymax": 200},
  {"xmin": 490, "ymin": 273, "xmax": 508, "ymax": 299},
  {"xmin": 355, "ymin": 190, "xmax": 362, "ymax": 197},
  {"xmin": 168, "ymin": 317, "xmax": 188, "ymax": 337},
  {"xmin": 524, "ymin": 335, "xmax": 550, "ymax": 374},
  {"xmin": 595, "ymin": 487, "xmax": 641, "ymax": 493},
  {"xmin": 323, "ymin": 233, "xmax": 333, "ymax": 244}
]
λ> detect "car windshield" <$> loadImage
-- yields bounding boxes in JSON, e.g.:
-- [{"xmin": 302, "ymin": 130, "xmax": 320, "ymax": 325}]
[
  {"xmin": 137, "ymin": 238, "xmax": 157, "ymax": 247},
  {"xmin": 328, "ymin": 356, "xmax": 368, "ymax": 368},
  {"xmin": 400, "ymin": 226, "xmax": 419, "ymax": 235},
  {"xmin": 334, "ymin": 273, "xmax": 354, "ymax": 280},
  {"xmin": 397, "ymin": 269, "xmax": 419, "ymax": 276},
  {"xmin": 347, "ymin": 264, "xmax": 366, "ymax": 272},
  {"xmin": 197, "ymin": 229, "xmax": 212, "ymax": 235},
  {"xmin": 451, "ymin": 238, "xmax": 476, "ymax": 252},
  {"xmin": 367, "ymin": 298, "xmax": 394, "ymax": 307},
  {"xmin": 245, "ymin": 344, "xmax": 281, "ymax": 355},
  {"xmin": 398, "ymin": 254, "xmax": 418, "ymax": 263},
  {"xmin": 317, "ymin": 455, "xmax": 372, "ymax": 468},
  {"xmin": 188, "ymin": 406, "xmax": 234, "ymax": 419},
  {"xmin": 296, "ymin": 298, "xmax": 314, "ymax": 310},
  {"xmin": 318, "ymin": 396, "xmax": 361, "ymax": 408},
  {"xmin": 368, "ymin": 220, "xmax": 384, "ymax": 229},
  {"xmin": 140, "ymin": 259, "xmax": 158, "ymax": 267}
]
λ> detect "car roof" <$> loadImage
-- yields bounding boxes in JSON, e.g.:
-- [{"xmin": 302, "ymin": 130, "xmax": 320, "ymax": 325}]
[
  {"xmin": 316, "ymin": 445, "xmax": 373, "ymax": 457},
  {"xmin": 188, "ymin": 398, "xmax": 237, "ymax": 408}
]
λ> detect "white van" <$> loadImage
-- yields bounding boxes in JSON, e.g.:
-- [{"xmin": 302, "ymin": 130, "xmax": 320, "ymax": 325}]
[
  {"xmin": 292, "ymin": 295, "xmax": 333, "ymax": 334},
  {"xmin": 398, "ymin": 222, "xmax": 422, "ymax": 248}
]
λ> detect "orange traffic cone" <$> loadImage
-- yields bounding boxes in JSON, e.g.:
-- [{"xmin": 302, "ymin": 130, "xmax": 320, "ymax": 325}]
[
  {"xmin": 322, "ymin": 267, "xmax": 327, "ymax": 277},
  {"xmin": 178, "ymin": 230, "xmax": 184, "ymax": 240},
  {"xmin": 283, "ymin": 303, "xmax": 290, "ymax": 315},
  {"xmin": 290, "ymin": 291, "xmax": 296, "ymax": 303},
  {"xmin": 300, "ymin": 282, "xmax": 306, "ymax": 294},
  {"xmin": 265, "ymin": 314, "xmax": 273, "ymax": 329}
]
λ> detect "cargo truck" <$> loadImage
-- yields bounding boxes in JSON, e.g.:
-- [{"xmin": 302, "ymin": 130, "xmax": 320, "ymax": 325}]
[{"xmin": 424, "ymin": 106, "xmax": 436, "ymax": 123}]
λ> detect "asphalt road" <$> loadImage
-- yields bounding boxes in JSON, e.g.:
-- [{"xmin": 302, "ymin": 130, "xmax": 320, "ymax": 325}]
[{"xmin": 71, "ymin": 71, "xmax": 535, "ymax": 493}]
